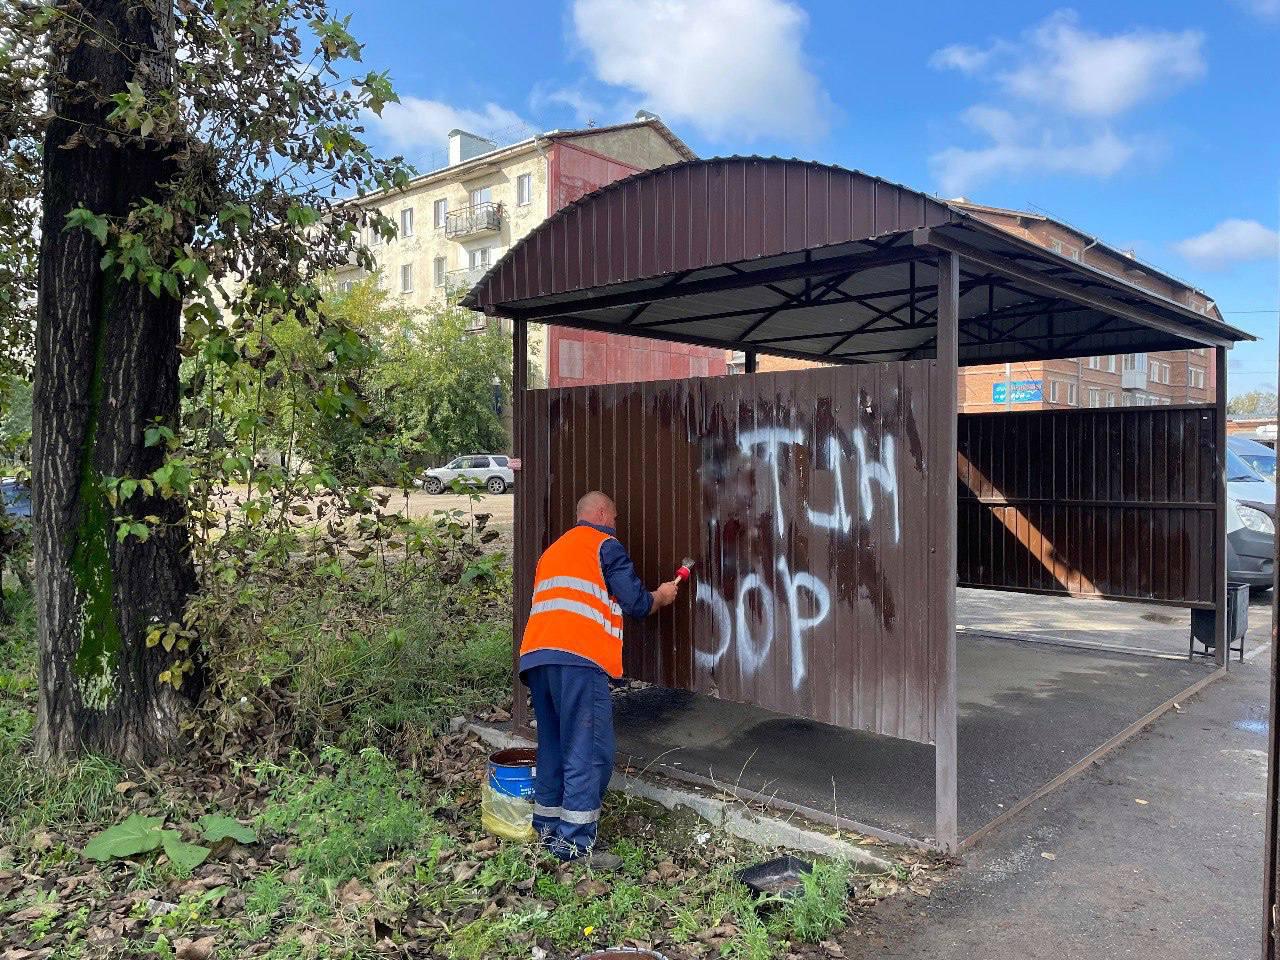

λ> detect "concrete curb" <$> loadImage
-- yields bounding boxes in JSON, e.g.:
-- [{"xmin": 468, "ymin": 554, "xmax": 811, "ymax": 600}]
[{"xmin": 467, "ymin": 722, "xmax": 894, "ymax": 873}]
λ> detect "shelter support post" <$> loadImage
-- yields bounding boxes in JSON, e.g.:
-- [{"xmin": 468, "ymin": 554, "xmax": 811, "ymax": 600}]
[
  {"xmin": 1215, "ymin": 346, "xmax": 1228, "ymax": 669},
  {"xmin": 744, "ymin": 348, "xmax": 757, "ymax": 374},
  {"xmin": 512, "ymin": 318, "xmax": 531, "ymax": 733},
  {"xmin": 931, "ymin": 252, "xmax": 960, "ymax": 851}
]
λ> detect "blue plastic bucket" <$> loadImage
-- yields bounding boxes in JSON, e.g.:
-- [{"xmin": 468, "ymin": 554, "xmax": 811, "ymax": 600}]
[{"xmin": 488, "ymin": 747, "xmax": 536, "ymax": 800}]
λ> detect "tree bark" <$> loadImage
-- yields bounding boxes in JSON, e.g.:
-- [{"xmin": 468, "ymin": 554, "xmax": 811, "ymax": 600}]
[{"xmin": 33, "ymin": 0, "xmax": 194, "ymax": 763}]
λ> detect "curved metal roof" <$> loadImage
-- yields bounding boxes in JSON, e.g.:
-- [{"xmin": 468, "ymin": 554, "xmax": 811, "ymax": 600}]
[{"xmin": 464, "ymin": 157, "xmax": 1250, "ymax": 365}]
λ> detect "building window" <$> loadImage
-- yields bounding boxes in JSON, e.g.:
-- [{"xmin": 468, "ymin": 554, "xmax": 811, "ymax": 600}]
[
  {"xmin": 1106, "ymin": 391, "xmax": 1117, "ymax": 407},
  {"xmin": 1087, "ymin": 356, "xmax": 1101, "ymax": 370},
  {"xmin": 1105, "ymin": 356, "xmax": 1116, "ymax": 373},
  {"xmin": 1087, "ymin": 387, "xmax": 1101, "ymax": 407},
  {"xmin": 1049, "ymin": 380, "xmax": 1060, "ymax": 403},
  {"xmin": 338, "ymin": 280, "xmax": 354, "ymax": 293},
  {"xmin": 433, "ymin": 198, "xmax": 448, "ymax": 228},
  {"xmin": 368, "ymin": 223, "xmax": 380, "ymax": 247},
  {"xmin": 469, "ymin": 247, "xmax": 491, "ymax": 270},
  {"xmin": 1189, "ymin": 368, "xmax": 1205, "ymax": 390},
  {"xmin": 516, "ymin": 173, "xmax": 532, "ymax": 207},
  {"xmin": 1067, "ymin": 382, "xmax": 1078, "ymax": 406},
  {"xmin": 400, "ymin": 207, "xmax": 413, "ymax": 237},
  {"xmin": 400, "ymin": 263, "xmax": 413, "ymax": 293},
  {"xmin": 470, "ymin": 185, "xmax": 493, "ymax": 207},
  {"xmin": 433, "ymin": 256, "xmax": 446, "ymax": 287},
  {"xmin": 559, "ymin": 339, "xmax": 584, "ymax": 380}
]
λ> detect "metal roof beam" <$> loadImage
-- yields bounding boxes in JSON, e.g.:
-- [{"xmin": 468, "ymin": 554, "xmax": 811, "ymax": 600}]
[
  {"xmin": 507, "ymin": 245, "xmax": 927, "ymax": 322},
  {"xmin": 914, "ymin": 228, "xmax": 1230, "ymax": 347}
]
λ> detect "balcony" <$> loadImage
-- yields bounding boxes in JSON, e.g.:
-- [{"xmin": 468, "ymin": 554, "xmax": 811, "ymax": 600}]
[
  {"xmin": 444, "ymin": 265, "xmax": 488, "ymax": 294},
  {"xmin": 444, "ymin": 201, "xmax": 503, "ymax": 239},
  {"xmin": 1121, "ymin": 368, "xmax": 1148, "ymax": 391}
]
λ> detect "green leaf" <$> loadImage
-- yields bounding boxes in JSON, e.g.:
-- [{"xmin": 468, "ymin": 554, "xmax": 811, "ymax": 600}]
[
  {"xmin": 160, "ymin": 830, "xmax": 210, "ymax": 872},
  {"xmin": 198, "ymin": 814, "xmax": 257, "ymax": 845},
  {"xmin": 82, "ymin": 814, "xmax": 165, "ymax": 862}
]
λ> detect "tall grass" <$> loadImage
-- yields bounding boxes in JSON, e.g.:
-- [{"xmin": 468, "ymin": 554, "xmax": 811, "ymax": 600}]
[{"xmin": 0, "ymin": 585, "xmax": 127, "ymax": 845}]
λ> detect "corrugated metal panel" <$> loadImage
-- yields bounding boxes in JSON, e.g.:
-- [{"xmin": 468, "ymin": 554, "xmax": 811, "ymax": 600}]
[
  {"xmin": 956, "ymin": 405, "xmax": 1220, "ymax": 607},
  {"xmin": 470, "ymin": 157, "xmax": 954, "ymax": 314},
  {"xmin": 518, "ymin": 362, "xmax": 942, "ymax": 745}
]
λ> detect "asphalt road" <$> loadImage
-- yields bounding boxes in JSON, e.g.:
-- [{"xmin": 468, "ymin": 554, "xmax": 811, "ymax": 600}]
[{"xmin": 846, "ymin": 646, "xmax": 1272, "ymax": 959}]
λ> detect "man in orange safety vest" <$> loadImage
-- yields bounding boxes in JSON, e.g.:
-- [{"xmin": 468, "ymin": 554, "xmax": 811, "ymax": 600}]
[{"xmin": 519, "ymin": 490, "xmax": 681, "ymax": 867}]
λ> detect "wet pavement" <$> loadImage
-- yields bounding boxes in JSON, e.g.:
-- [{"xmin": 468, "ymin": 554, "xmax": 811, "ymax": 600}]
[
  {"xmin": 958, "ymin": 586, "xmax": 1272, "ymax": 660},
  {"xmin": 846, "ymin": 644, "xmax": 1272, "ymax": 959},
  {"xmin": 614, "ymin": 634, "xmax": 1213, "ymax": 843}
]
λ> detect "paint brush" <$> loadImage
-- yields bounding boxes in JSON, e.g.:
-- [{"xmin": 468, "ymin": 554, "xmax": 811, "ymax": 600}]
[{"xmin": 675, "ymin": 557, "xmax": 696, "ymax": 582}]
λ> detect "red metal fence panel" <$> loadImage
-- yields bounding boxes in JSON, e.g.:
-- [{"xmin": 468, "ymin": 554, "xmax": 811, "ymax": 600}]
[
  {"xmin": 956, "ymin": 405, "xmax": 1220, "ymax": 608},
  {"xmin": 518, "ymin": 363, "xmax": 942, "ymax": 745}
]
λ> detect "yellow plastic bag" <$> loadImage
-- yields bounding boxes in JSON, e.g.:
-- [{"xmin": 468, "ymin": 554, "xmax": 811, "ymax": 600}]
[{"xmin": 481, "ymin": 784, "xmax": 536, "ymax": 842}]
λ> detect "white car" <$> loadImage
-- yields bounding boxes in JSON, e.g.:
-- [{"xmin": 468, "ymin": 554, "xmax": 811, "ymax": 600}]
[{"xmin": 421, "ymin": 455, "xmax": 514, "ymax": 495}]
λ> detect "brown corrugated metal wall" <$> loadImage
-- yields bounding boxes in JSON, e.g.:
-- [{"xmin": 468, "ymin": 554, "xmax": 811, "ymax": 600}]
[
  {"xmin": 956, "ymin": 405, "xmax": 1221, "ymax": 607},
  {"xmin": 518, "ymin": 362, "xmax": 943, "ymax": 745}
]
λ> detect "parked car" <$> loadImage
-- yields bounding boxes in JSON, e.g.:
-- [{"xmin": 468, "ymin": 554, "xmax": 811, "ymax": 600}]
[
  {"xmin": 1229, "ymin": 434, "xmax": 1277, "ymax": 483},
  {"xmin": 1, "ymin": 477, "xmax": 31, "ymax": 520},
  {"xmin": 1227, "ymin": 449, "xmax": 1275, "ymax": 590},
  {"xmin": 420, "ymin": 455, "xmax": 514, "ymax": 495}
]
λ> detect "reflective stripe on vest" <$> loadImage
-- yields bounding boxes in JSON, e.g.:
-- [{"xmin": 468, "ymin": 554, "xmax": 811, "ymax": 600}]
[{"xmin": 520, "ymin": 525, "xmax": 626, "ymax": 677}]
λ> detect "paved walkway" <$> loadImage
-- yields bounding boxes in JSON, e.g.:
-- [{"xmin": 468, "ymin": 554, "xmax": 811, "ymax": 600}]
[{"xmin": 846, "ymin": 647, "xmax": 1272, "ymax": 959}]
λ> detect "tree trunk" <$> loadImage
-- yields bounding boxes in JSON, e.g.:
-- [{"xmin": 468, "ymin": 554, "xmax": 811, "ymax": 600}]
[{"xmin": 33, "ymin": 0, "xmax": 195, "ymax": 763}]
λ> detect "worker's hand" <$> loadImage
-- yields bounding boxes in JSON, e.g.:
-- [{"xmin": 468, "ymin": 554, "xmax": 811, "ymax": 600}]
[{"xmin": 652, "ymin": 578, "xmax": 681, "ymax": 610}]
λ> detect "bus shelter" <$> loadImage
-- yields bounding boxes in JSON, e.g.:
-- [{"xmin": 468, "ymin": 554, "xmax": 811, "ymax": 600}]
[{"xmin": 463, "ymin": 157, "xmax": 1252, "ymax": 851}]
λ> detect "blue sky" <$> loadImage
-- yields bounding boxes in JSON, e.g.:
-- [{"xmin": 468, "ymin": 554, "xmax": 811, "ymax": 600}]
[{"xmin": 340, "ymin": 0, "xmax": 1279, "ymax": 396}]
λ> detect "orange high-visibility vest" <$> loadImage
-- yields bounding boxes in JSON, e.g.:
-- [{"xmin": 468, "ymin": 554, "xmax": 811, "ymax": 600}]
[{"xmin": 520, "ymin": 525, "xmax": 625, "ymax": 677}]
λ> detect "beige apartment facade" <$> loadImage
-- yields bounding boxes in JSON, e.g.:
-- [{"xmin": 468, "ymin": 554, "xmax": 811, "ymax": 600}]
[{"xmin": 334, "ymin": 116, "xmax": 698, "ymax": 386}]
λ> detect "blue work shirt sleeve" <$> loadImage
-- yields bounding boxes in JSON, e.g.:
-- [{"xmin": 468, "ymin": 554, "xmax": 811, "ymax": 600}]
[{"xmin": 599, "ymin": 537, "xmax": 653, "ymax": 619}]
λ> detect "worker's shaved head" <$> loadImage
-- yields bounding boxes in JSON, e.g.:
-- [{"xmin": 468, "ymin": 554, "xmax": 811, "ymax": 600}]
[{"xmin": 576, "ymin": 490, "xmax": 617, "ymax": 527}]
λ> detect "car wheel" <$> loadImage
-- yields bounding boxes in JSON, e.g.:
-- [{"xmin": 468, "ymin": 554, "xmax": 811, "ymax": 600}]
[
  {"xmin": 486, "ymin": 476, "xmax": 507, "ymax": 495},
  {"xmin": 424, "ymin": 476, "xmax": 444, "ymax": 495}
]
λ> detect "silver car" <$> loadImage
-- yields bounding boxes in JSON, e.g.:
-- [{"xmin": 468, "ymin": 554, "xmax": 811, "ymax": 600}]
[{"xmin": 421, "ymin": 454, "xmax": 514, "ymax": 495}]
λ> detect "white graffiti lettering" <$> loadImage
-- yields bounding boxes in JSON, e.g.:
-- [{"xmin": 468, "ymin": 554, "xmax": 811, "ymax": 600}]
[
  {"xmin": 696, "ymin": 408, "xmax": 899, "ymax": 692},
  {"xmin": 737, "ymin": 427, "xmax": 803, "ymax": 536},
  {"xmin": 851, "ymin": 430, "xmax": 900, "ymax": 543}
]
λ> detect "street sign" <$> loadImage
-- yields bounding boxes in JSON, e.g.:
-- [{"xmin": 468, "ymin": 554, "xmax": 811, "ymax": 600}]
[{"xmin": 992, "ymin": 379, "xmax": 1043, "ymax": 404}]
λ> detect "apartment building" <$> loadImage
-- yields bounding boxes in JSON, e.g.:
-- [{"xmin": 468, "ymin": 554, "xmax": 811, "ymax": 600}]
[
  {"xmin": 335, "ymin": 114, "xmax": 726, "ymax": 387},
  {"xmin": 952, "ymin": 201, "xmax": 1218, "ymax": 413}
]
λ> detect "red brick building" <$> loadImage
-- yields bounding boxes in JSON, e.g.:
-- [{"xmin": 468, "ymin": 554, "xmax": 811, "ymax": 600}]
[{"xmin": 951, "ymin": 201, "xmax": 1218, "ymax": 413}]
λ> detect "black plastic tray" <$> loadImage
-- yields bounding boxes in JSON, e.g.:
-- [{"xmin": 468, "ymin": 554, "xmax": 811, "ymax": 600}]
[{"xmin": 735, "ymin": 855, "xmax": 813, "ymax": 899}]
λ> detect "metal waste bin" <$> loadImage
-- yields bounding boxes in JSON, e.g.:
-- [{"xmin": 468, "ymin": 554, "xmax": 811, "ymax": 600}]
[{"xmin": 1190, "ymin": 581, "xmax": 1250, "ymax": 661}]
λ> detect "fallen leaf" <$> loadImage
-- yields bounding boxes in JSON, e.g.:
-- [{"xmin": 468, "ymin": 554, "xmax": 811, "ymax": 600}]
[
  {"xmin": 11, "ymin": 904, "xmax": 59, "ymax": 922},
  {"xmin": 574, "ymin": 878, "xmax": 610, "ymax": 897},
  {"xmin": 339, "ymin": 879, "xmax": 373, "ymax": 906},
  {"xmin": 114, "ymin": 780, "xmax": 139, "ymax": 794},
  {"xmin": 1040, "ymin": 852, "xmax": 1056, "ymax": 861},
  {"xmin": 1134, "ymin": 799, "xmax": 1149, "ymax": 806},
  {"xmin": 821, "ymin": 941, "xmax": 845, "ymax": 958},
  {"xmin": 451, "ymin": 862, "xmax": 481, "ymax": 883},
  {"xmin": 174, "ymin": 935, "xmax": 216, "ymax": 960}
]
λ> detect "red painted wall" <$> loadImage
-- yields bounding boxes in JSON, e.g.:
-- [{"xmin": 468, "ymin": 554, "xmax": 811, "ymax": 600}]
[{"xmin": 545, "ymin": 141, "xmax": 727, "ymax": 387}]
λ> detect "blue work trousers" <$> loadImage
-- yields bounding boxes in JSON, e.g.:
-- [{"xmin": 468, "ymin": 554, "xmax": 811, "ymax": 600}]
[{"xmin": 524, "ymin": 664, "xmax": 615, "ymax": 858}]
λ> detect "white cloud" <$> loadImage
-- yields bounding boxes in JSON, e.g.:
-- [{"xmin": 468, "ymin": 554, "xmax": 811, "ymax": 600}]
[
  {"xmin": 1174, "ymin": 219, "xmax": 1280, "ymax": 269},
  {"xmin": 1234, "ymin": 0, "xmax": 1280, "ymax": 21},
  {"xmin": 928, "ymin": 43, "xmax": 999, "ymax": 74},
  {"xmin": 370, "ymin": 96, "xmax": 530, "ymax": 153},
  {"xmin": 932, "ymin": 10, "xmax": 1206, "ymax": 117},
  {"xmin": 529, "ymin": 84, "xmax": 609, "ymax": 126},
  {"xmin": 931, "ymin": 107, "xmax": 1136, "ymax": 195},
  {"xmin": 570, "ymin": 0, "xmax": 831, "ymax": 141},
  {"xmin": 927, "ymin": 11, "xmax": 1204, "ymax": 194}
]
